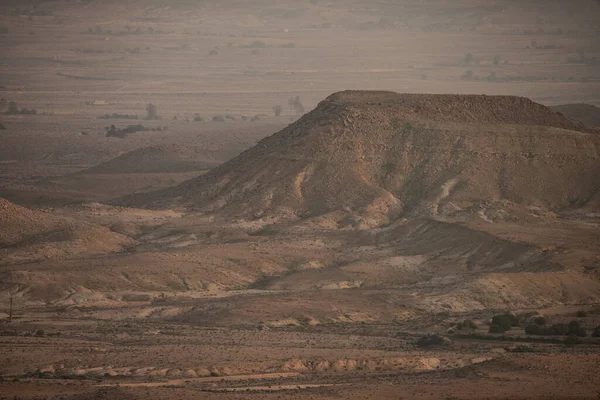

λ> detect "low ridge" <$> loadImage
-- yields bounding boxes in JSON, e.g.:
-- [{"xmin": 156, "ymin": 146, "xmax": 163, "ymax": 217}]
[
  {"xmin": 120, "ymin": 91, "xmax": 600, "ymax": 226},
  {"xmin": 550, "ymin": 103, "xmax": 600, "ymax": 127},
  {"xmin": 82, "ymin": 144, "xmax": 222, "ymax": 174}
]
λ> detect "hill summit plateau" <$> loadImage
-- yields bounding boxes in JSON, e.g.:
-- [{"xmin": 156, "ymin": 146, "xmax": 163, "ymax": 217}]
[{"xmin": 121, "ymin": 91, "xmax": 600, "ymax": 226}]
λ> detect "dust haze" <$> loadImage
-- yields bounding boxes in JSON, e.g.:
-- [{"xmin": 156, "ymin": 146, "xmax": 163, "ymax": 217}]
[{"xmin": 1, "ymin": 1, "xmax": 600, "ymax": 399}]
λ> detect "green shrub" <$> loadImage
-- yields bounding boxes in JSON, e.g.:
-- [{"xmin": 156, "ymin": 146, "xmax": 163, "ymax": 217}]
[
  {"xmin": 511, "ymin": 345, "xmax": 536, "ymax": 353},
  {"xmin": 527, "ymin": 321, "xmax": 586, "ymax": 337},
  {"xmin": 212, "ymin": 115, "xmax": 225, "ymax": 122},
  {"xmin": 551, "ymin": 323, "xmax": 568, "ymax": 335},
  {"xmin": 503, "ymin": 312, "xmax": 520, "ymax": 327},
  {"xmin": 491, "ymin": 314, "xmax": 513, "ymax": 331},
  {"xmin": 416, "ymin": 334, "xmax": 450, "ymax": 347},
  {"xmin": 455, "ymin": 319, "xmax": 478, "ymax": 331},
  {"xmin": 564, "ymin": 335, "xmax": 583, "ymax": 345},
  {"xmin": 489, "ymin": 324, "xmax": 506, "ymax": 334},
  {"xmin": 592, "ymin": 326, "xmax": 600, "ymax": 337},
  {"xmin": 567, "ymin": 320, "xmax": 586, "ymax": 337},
  {"xmin": 575, "ymin": 311, "xmax": 587, "ymax": 318},
  {"xmin": 533, "ymin": 316, "xmax": 546, "ymax": 326}
]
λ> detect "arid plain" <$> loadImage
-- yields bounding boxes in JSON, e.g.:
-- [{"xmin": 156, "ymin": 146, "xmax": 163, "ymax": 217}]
[{"xmin": 1, "ymin": 1, "xmax": 600, "ymax": 399}]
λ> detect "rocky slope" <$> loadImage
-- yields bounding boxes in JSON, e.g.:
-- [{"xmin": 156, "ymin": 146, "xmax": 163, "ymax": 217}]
[{"xmin": 121, "ymin": 91, "xmax": 600, "ymax": 228}]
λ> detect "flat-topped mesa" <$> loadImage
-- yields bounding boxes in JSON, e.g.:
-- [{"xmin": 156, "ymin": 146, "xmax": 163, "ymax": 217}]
[
  {"xmin": 119, "ymin": 91, "xmax": 600, "ymax": 226},
  {"xmin": 319, "ymin": 91, "xmax": 590, "ymax": 131}
]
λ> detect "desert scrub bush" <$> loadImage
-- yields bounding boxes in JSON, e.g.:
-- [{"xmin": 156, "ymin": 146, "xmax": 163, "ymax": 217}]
[
  {"xmin": 193, "ymin": 116, "xmax": 204, "ymax": 122},
  {"xmin": 488, "ymin": 324, "xmax": 506, "ymax": 333},
  {"xmin": 402, "ymin": 121, "xmax": 420, "ymax": 132},
  {"xmin": 489, "ymin": 314, "xmax": 514, "ymax": 333},
  {"xmin": 416, "ymin": 334, "xmax": 450, "ymax": 347},
  {"xmin": 525, "ymin": 324, "xmax": 550, "ymax": 335},
  {"xmin": 272, "ymin": 105, "xmax": 283, "ymax": 116},
  {"xmin": 567, "ymin": 320, "xmax": 586, "ymax": 337},
  {"xmin": 576, "ymin": 311, "xmax": 587, "ymax": 317},
  {"xmin": 460, "ymin": 70, "xmax": 474, "ymax": 80},
  {"xmin": 212, "ymin": 115, "xmax": 225, "ymax": 122},
  {"xmin": 381, "ymin": 163, "xmax": 395, "ymax": 176},
  {"xmin": 5, "ymin": 101, "xmax": 36, "ymax": 115},
  {"xmin": 105, "ymin": 124, "xmax": 165, "ymax": 138},
  {"xmin": 455, "ymin": 319, "xmax": 478, "ymax": 331},
  {"xmin": 510, "ymin": 345, "xmax": 536, "ymax": 353},
  {"xmin": 563, "ymin": 335, "xmax": 583, "ymax": 345},
  {"xmin": 0, "ymin": 122, "xmax": 5, "ymax": 130},
  {"xmin": 97, "ymin": 113, "xmax": 139, "ymax": 120},
  {"xmin": 592, "ymin": 326, "xmax": 600, "ymax": 337},
  {"xmin": 532, "ymin": 316, "xmax": 546, "ymax": 326},
  {"xmin": 247, "ymin": 40, "xmax": 266, "ymax": 48},
  {"xmin": 525, "ymin": 321, "xmax": 586, "ymax": 337}
]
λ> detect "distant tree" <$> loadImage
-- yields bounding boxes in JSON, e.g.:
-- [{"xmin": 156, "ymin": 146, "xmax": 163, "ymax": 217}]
[
  {"xmin": 7, "ymin": 101, "xmax": 19, "ymax": 115},
  {"xmin": 460, "ymin": 70, "xmax": 474, "ymax": 80},
  {"xmin": 248, "ymin": 40, "xmax": 266, "ymax": 48},
  {"xmin": 288, "ymin": 96, "xmax": 305, "ymax": 115},
  {"xmin": 272, "ymin": 105, "xmax": 283, "ymax": 116},
  {"xmin": 489, "ymin": 314, "xmax": 515, "ymax": 333},
  {"xmin": 146, "ymin": 103, "xmax": 158, "ymax": 120}
]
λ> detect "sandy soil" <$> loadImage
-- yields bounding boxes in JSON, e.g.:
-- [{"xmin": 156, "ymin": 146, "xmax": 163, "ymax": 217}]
[{"xmin": 0, "ymin": 1, "xmax": 599, "ymax": 399}]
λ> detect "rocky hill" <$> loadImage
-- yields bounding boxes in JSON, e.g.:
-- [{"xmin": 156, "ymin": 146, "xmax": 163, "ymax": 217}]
[
  {"xmin": 120, "ymin": 91, "xmax": 600, "ymax": 227},
  {"xmin": 0, "ymin": 197, "xmax": 134, "ymax": 265},
  {"xmin": 550, "ymin": 103, "xmax": 600, "ymax": 127}
]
